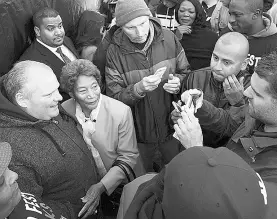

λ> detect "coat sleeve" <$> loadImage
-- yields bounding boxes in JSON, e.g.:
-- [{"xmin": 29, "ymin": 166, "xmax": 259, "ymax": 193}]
[
  {"xmin": 10, "ymin": 163, "xmax": 78, "ymax": 219},
  {"xmin": 195, "ymin": 99, "xmax": 244, "ymax": 138},
  {"xmin": 173, "ymin": 35, "xmax": 190, "ymax": 83},
  {"xmin": 105, "ymin": 47, "xmax": 145, "ymax": 106},
  {"xmin": 101, "ymin": 106, "xmax": 139, "ymax": 195}
]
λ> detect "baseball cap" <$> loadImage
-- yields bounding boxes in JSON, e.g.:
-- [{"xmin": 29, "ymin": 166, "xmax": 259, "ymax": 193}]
[
  {"xmin": 0, "ymin": 142, "xmax": 12, "ymax": 177},
  {"xmin": 162, "ymin": 147, "xmax": 268, "ymax": 219}
]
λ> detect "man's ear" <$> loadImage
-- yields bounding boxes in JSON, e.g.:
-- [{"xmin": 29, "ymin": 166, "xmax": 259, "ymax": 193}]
[
  {"xmin": 241, "ymin": 58, "xmax": 249, "ymax": 71},
  {"xmin": 252, "ymin": 9, "xmax": 262, "ymax": 20},
  {"xmin": 15, "ymin": 92, "xmax": 28, "ymax": 108},
  {"xmin": 34, "ymin": 26, "xmax": 40, "ymax": 38}
]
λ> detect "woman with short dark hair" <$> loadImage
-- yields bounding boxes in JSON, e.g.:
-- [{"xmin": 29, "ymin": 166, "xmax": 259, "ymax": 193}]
[{"xmin": 60, "ymin": 59, "xmax": 141, "ymax": 216}]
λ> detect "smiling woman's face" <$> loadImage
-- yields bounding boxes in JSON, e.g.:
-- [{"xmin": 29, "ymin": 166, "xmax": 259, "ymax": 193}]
[
  {"xmin": 0, "ymin": 168, "xmax": 21, "ymax": 218},
  {"xmin": 73, "ymin": 75, "xmax": 101, "ymax": 113},
  {"xmin": 178, "ymin": 1, "xmax": 196, "ymax": 26}
]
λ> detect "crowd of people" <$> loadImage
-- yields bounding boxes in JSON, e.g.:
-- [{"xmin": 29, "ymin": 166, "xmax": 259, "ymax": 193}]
[{"xmin": 1, "ymin": 0, "xmax": 277, "ymax": 218}]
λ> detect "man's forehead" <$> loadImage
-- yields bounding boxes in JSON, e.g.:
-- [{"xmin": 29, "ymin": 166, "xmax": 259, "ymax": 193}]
[
  {"xmin": 125, "ymin": 16, "xmax": 149, "ymax": 27},
  {"xmin": 251, "ymin": 72, "xmax": 270, "ymax": 95},
  {"xmin": 41, "ymin": 15, "xmax": 62, "ymax": 26},
  {"xmin": 213, "ymin": 42, "xmax": 239, "ymax": 61}
]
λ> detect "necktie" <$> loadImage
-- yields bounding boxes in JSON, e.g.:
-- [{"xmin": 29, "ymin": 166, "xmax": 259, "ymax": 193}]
[{"xmin": 56, "ymin": 47, "xmax": 71, "ymax": 64}]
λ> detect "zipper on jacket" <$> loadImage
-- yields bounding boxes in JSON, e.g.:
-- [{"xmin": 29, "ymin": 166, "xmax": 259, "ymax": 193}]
[
  {"xmin": 145, "ymin": 50, "xmax": 161, "ymax": 143},
  {"xmin": 215, "ymin": 84, "xmax": 223, "ymax": 107}
]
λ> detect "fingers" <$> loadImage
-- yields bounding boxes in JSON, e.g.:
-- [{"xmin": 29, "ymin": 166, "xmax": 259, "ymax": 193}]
[
  {"xmin": 174, "ymin": 122, "xmax": 182, "ymax": 135},
  {"xmin": 223, "ymin": 75, "xmax": 244, "ymax": 92},
  {"xmin": 239, "ymin": 76, "xmax": 244, "ymax": 88},
  {"xmin": 79, "ymin": 198, "xmax": 99, "ymax": 218},
  {"xmin": 171, "ymin": 109, "xmax": 182, "ymax": 124},
  {"xmin": 168, "ymin": 76, "xmax": 180, "ymax": 84},
  {"xmin": 228, "ymin": 75, "xmax": 237, "ymax": 89},
  {"xmin": 146, "ymin": 76, "xmax": 161, "ymax": 84},
  {"xmin": 180, "ymin": 110, "xmax": 191, "ymax": 125},
  {"xmin": 80, "ymin": 202, "xmax": 99, "ymax": 219},
  {"xmin": 163, "ymin": 83, "xmax": 180, "ymax": 94},
  {"xmin": 223, "ymin": 77, "xmax": 231, "ymax": 90}
]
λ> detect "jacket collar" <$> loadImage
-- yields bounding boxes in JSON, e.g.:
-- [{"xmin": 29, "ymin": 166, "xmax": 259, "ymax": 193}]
[
  {"xmin": 35, "ymin": 36, "xmax": 78, "ymax": 58},
  {"xmin": 250, "ymin": 13, "xmax": 277, "ymax": 38},
  {"xmin": 232, "ymin": 111, "xmax": 277, "ymax": 160}
]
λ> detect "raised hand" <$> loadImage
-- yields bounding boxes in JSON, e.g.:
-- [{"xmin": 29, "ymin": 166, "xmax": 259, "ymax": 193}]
[
  {"xmin": 223, "ymin": 75, "xmax": 244, "ymax": 106},
  {"xmin": 163, "ymin": 74, "xmax": 181, "ymax": 94}
]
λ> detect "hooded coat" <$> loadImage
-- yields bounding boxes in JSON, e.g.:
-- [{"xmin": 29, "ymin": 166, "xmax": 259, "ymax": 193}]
[
  {"xmin": 105, "ymin": 17, "xmax": 189, "ymax": 144},
  {"xmin": 0, "ymin": 78, "xmax": 100, "ymax": 219}
]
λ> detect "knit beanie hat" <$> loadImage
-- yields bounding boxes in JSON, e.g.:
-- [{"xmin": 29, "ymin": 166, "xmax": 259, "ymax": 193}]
[{"xmin": 115, "ymin": 0, "xmax": 152, "ymax": 27}]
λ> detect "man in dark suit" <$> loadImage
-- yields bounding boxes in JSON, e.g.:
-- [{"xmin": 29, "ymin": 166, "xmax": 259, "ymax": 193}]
[{"xmin": 20, "ymin": 7, "xmax": 79, "ymax": 100}]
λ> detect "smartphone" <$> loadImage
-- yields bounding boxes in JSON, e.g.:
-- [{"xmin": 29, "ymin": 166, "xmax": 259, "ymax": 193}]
[{"xmin": 172, "ymin": 101, "xmax": 182, "ymax": 112}]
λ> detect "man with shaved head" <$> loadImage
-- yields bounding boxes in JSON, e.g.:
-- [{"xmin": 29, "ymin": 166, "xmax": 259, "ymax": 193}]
[
  {"xmin": 0, "ymin": 61, "xmax": 100, "ymax": 218},
  {"xmin": 221, "ymin": 0, "xmax": 277, "ymax": 74},
  {"xmin": 175, "ymin": 32, "xmax": 249, "ymax": 147}
]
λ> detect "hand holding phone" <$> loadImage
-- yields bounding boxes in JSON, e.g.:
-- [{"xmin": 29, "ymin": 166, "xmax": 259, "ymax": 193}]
[{"xmin": 172, "ymin": 101, "xmax": 183, "ymax": 113}]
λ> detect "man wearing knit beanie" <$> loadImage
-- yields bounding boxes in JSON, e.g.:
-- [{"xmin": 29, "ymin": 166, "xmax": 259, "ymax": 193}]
[{"xmin": 105, "ymin": 0, "xmax": 190, "ymax": 172}]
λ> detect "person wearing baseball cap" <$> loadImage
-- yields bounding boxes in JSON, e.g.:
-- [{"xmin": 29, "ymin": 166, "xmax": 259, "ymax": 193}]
[
  {"xmin": 124, "ymin": 146, "xmax": 277, "ymax": 219},
  {"xmin": 0, "ymin": 142, "xmax": 68, "ymax": 219},
  {"xmin": 105, "ymin": 0, "xmax": 190, "ymax": 172}
]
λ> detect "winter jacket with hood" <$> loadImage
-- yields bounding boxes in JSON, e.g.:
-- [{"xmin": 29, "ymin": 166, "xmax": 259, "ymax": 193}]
[
  {"xmin": 105, "ymin": 17, "xmax": 189, "ymax": 144},
  {"xmin": 0, "ymin": 78, "xmax": 100, "ymax": 219},
  {"xmin": 220, "ymin": 13, "xmax": 277, "ymax": 74}
]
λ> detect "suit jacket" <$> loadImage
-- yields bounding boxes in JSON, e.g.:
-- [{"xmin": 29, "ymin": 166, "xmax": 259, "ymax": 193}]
[
  {"xmin": 19, "ymin": 36, "xmax": 79, "ymax": 100},
  {"xmin": 62, "ymin": 95, "xmax": 140, "ymax": 194}
]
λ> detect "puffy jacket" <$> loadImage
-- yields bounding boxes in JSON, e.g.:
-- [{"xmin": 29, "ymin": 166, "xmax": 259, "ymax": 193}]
[
  {"xmin": 0, "ymin": 79, "xmax": 100, "ymax": 219},
  {"xmin": 105, "ymin": 17, "xmax": 189, "ymax": 144}
]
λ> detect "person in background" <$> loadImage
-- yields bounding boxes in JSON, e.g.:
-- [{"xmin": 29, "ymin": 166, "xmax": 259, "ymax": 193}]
[
  {"xmin": 61, "ymin": 60, "xmax": 141, "ymax": 217},
  {"xmin": 105, "ymin": 0, "xmax": 190, "ymax": 172},
  {"xmin": 19, "ymin": 7, "xmax": 79, "ymax": 101},
  {"xmin": 175, "ymin": 0, "xmax": 218, "ymax": 70},
  {"xmin": 0, "ymin": 61, "xmax": 100, "ymax": 219},
  {"xmin": 202, "ymin": 0, "xmax": 229, "ymax": 34},
  {"xmin": 0, "ymin": 142, "xmax": 68, "ymax": 219},
  {"xmin": 155, "ymin": 0, "xmax": 180, "ymax": 31},
  {"xmin": 93, "ymin": 0, "xmax": 120, "ymax": 94},
  {"xmin": 75, "ymin": 10, "xmax": 105, "ymax": 62},
  {"xmin": 264, "ymin": 0, "xmax": 274, "ymax": 12},
  {"xmin": 221, "ymin": 0, "xmax": 277, "ymax": 74}
]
